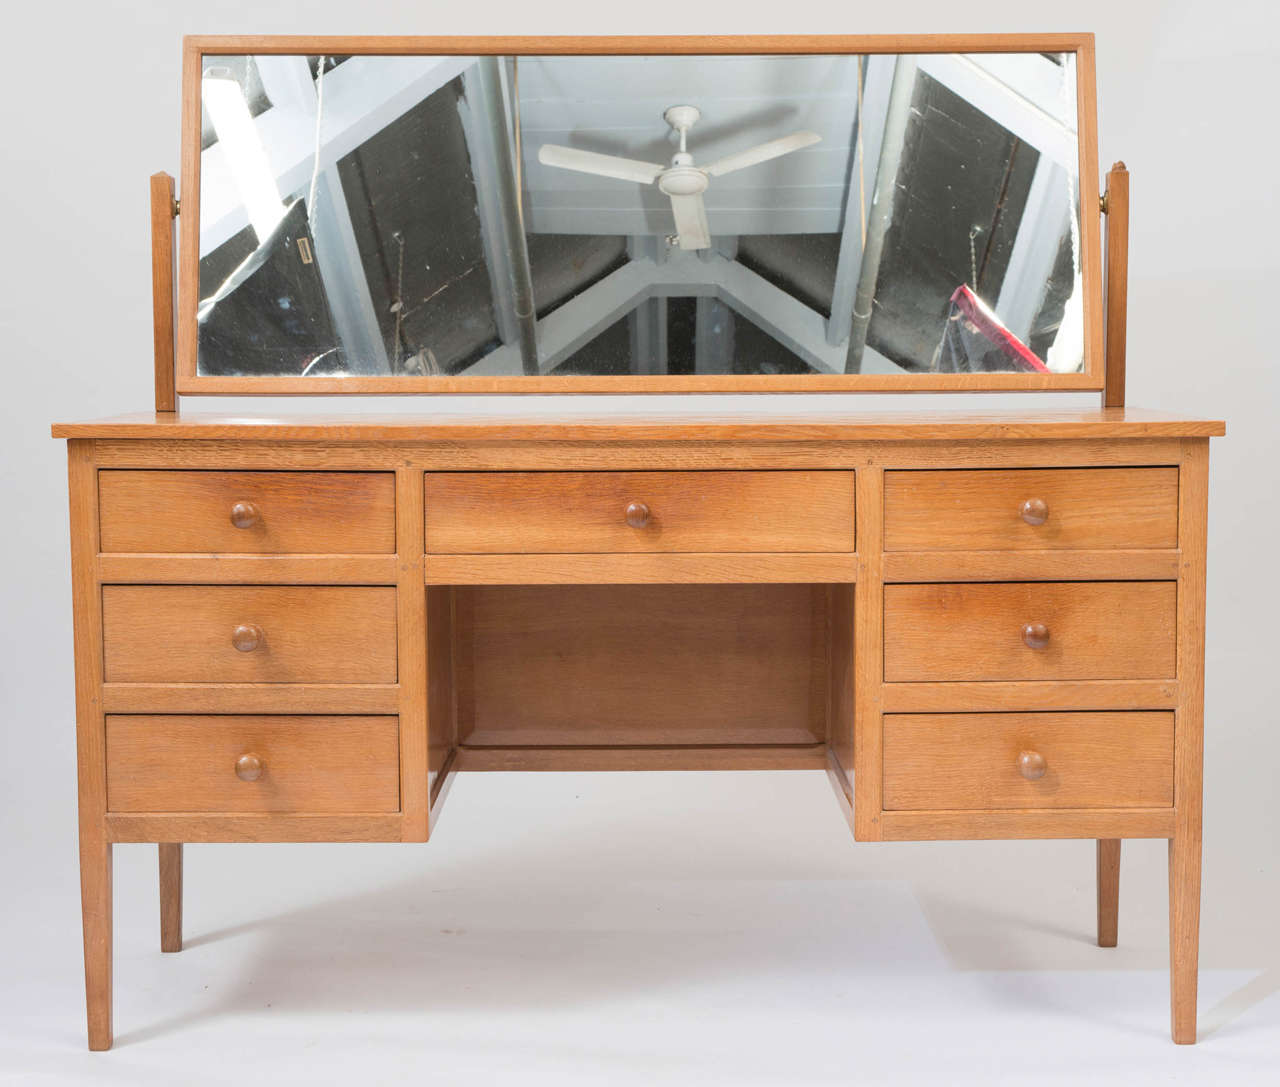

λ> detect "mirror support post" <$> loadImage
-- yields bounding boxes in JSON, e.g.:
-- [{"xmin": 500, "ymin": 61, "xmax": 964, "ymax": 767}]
[
  {"xmin": 1102, "ymin": 161, "xmax": 1129, "ymax": 408},
  {"xmin": 150, "ymin": 171, "xmax": 178, "ymax": 413}
]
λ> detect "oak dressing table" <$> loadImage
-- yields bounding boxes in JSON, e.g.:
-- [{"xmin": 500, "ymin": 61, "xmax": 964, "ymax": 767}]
[{"xmin": 55, "ymin": 34, "xmax": 1223, "ymax": 1050}]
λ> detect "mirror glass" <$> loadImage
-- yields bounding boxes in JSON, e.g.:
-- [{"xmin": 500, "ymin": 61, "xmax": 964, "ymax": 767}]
[{"xmin": 196, "ymin": 52, "xmax": 1083, "ymax": 378}]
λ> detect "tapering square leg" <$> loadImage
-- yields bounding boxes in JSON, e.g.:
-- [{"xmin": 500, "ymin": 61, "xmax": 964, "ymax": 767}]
[
  {"xmin": 79, "ymin": 834, "xmax": 112, "ymax": 1051},
  {"xmin": 1169, "ymin": 831, "xmax": 1202, "ymax": 1043},
  {"xmin": 1096, "ymin": 838, "xmax": 1120, "ymax": 947},
  {"xmin": 159, "ymin": 843, "xmax": 183, "ymax": 953}
]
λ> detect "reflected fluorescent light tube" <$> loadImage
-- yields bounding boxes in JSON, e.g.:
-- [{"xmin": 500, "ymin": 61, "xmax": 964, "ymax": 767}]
[{"xmin": 203, "ymin": 68, "xmax": 285, "ymax": 243}]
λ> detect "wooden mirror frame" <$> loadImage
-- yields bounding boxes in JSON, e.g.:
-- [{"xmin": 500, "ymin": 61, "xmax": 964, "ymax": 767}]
[{"xmin": 173, "ymin": 34, "xmax": 1103, "ymax": 395}]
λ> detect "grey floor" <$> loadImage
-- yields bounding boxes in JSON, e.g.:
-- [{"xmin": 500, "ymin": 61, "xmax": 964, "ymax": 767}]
[{"xmin": 3, "ymin": 771, "xmax": 1277, "ymax": 1086}]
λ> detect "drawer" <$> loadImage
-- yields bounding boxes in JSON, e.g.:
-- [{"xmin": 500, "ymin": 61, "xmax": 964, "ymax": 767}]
[
  {"xmin": 424, "ymin": 471, "xmax": 855, "ymax": 553},
  {"xmin": 99, "ymin": 471, "xmax": 396, "ymax": 553},
  {"xmin": 883, "ymin": 712, "xmax": 1174, "ymax": 810},
  {"xmin": 102, "ymin": 586, "xmax": 397, "ymax": 684},
  {"xmin": 883, "ymin": 581, "xmax": 1176, "ymax": 682},
  {"xmin": 105, "ymin": 715, "xmax": 400, "ymax": 813},
  {"xmin": 883, "ymin": 467, "xmax": 1178, "ymax": 551}
]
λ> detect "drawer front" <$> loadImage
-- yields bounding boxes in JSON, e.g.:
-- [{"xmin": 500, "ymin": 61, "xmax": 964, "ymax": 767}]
[
  {"xmin": 424, "ymin": 471, "xmax": 855, "ymax": 553},
  {"xmin": 883, "ymin": 581, "xmax": 1176, "ymax": 682},
  {"xmin": 106, "ymin": 715, "xmax": 400, "ymax": 813},
  {"xmin": 883, "ymin": 467, "xmax": 1179, "ymax": 551},
  {"xmin": 883, "ymin": 711, "xmax": 1174, "ymax": 810},
  {"xmin": 99, "ymin": 471, "xmax": 396, "ymax": 554},
  {"xmin": 102, "ymin": 586, "xmax": 398, "ymax": 684}
]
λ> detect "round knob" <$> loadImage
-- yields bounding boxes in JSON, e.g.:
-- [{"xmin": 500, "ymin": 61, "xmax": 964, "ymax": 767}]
[
  {"xmin": 230, "ymin": 501, "xmax": 261, "ymax": 529},
  {"xmin": 235, "ymin": 753, "xmax": 263, "ymax": 782},
  {"xmin": 231, "ymin": 623, "xmax": 263, "ymax": 652},
  {"xmin": 1021, "ymin": 622, "xmax": 1050, "ymax": 650},
  {"xmin": 1017, "ymin": 750, "xmax": 1047, "ymax": 781},
  {"xmin": 625, "ymin": 501, "xmax": 651, "ymax": 529},
  {"xmin": 1019, "ymin": 497, "xmax": 1049, "ymax": 526}
]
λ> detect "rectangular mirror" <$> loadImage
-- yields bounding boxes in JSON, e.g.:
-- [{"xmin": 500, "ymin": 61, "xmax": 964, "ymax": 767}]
[{"xmin": 178, "ymin": 36, "xmax": 1102, "ymax": 392}]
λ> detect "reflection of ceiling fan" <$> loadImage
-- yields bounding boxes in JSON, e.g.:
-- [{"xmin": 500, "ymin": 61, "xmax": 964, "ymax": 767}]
[{"xmin": 538, "ymin": 105, "xmax": 820, "ymax": 251}]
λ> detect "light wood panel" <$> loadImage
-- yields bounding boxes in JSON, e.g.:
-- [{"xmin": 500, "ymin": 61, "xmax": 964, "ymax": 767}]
[
  {"xmin": 456, "ymin": 584, "xmax": 828, "ymax": 747},
  {"xmin": 426, "ymin": 587, "xmax": 458, "ymax": 807},
  {"xmin": 882, "ymin": 679, "xmax": 1176, "ymax": 714},
  {"xmin": 106, "ymin": 716, "xmax": 400, "ymax": 814},
  {"xmin": 101, "ymin": 682, "xmax": 398, "ymax": 714},
  {"xmin": 83, "ymin": 435, "xmax": 1193, "ymax": 474},
  {"xmin": 101, "ymin": 586, "xmax": 397, "ymax": 684},
  {"xmin": 883, "ymin": 581, "xmax": 1177, "ymax": 682},
  {"xmin": 67, "ymin": 440, "xmax": 112, "ymax": 1050},
  {"xmin": 883, "ymin": 712, "xmax": 1174, "ymax": 810},
  {"xmin": 99, "ymin": 470, "xmax": 395, "ymax": 554},
  {"xmin": 883, "ymin": 468, "xmax": 1178, "ymax": 551},
  {"xmin": 853, "ymin": 467, "xmax": 885, "ymax": 839},
  {"xmin": 825, "ymin": 585, "xmax": 856, "ymax": 797},
  {"xmin": 184, "ymin": 33, "xmax": 1099, "ymax": 55},
  {"xmin": 456, "ymin": 744, "xmax": 827, "ymax": 772},
  {"xmin": 1104, "ymin": 163, "xmax": 1130, "ymax": 408},
  {"xmin": 879, "ymin": 808, "xmax": 1176, "ymax": 841},
  {"xmin": 883, "ymin": 549, "xmax": 1179, "ymax": 583},
  {"xmin": 107, "ymin": 813, "xmax": 403, "ymax": 843},
  {"xmin": 97, "ymin": 554, "xmax": 397, "ymax": 584},
  {"xmin": 150, "ymin": 173, "xmax": 176, "ymax": 413},
  {"xmin": 425, "ymin": 471, "xmax": 854, "ymax": 554},
  {"xmin": 396, "ymin": 468, "xmax": 429, "ymax": 841},
  {"xmin": 1171, "ymin": 438, "xmax": 1209, "ymax": 1043},
  {"xmin": 54, "ymin": 409, "xmax": 1226, "ymax": 443},
  {"xmin": 426, "ymin": 552, "xmax": 857, "ymax": 584}
]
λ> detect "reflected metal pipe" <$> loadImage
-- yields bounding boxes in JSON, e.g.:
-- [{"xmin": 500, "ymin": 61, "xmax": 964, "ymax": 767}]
[
  {"xmin": 845, "ymin": 56, "xmax": 917, "ymax": 373},
  {"xmin": 474, "ymin": 56, "xmax": 539, "ymax": 374}
]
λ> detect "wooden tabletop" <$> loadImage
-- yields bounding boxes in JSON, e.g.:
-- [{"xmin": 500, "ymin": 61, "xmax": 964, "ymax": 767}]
[{"xmin": 52, "ymin": 408, "xmax": 1225, "ymax": 443}]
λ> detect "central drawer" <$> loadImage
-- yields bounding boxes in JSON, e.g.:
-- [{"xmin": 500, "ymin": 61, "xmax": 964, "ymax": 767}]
[
  {"xmin": 424, "ymin": 471, "xmax": 855, "ymax": 553},
  {"xmin": 883, "ymin": 581, "xmax": 1177, "ymax": 682},
  {"xmin": 105, "ymin": 715, "xmax": 400, "ymax": 813},
  {"xmin": 101, "ymin": 586, "xmax": 398, "ymax": 684}
]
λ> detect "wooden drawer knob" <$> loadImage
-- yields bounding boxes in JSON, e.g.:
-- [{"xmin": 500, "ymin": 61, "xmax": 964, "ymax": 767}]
[
  {"xmin": 231, "ymin": 623, "xmax": 263, "ymax": 652},
  {"xmin": 1021, "ymin": 621, "xmax": 1050, "ymax": 649},
  {"xmin": 625, "ymin": 501, "xmax": 651, "ymax": 529},
  {"xmin": 1017, "ymin": 750, "xmax": 1047, "ymax": 780},
  {"xmin": 1019, "ymin": 497, "xmax": 1049, "ymax": 525},
  {"xmin": 235, "ymin": 753, "xmax": 263, "ymax": 782},
  {"xmin": 230, "ymin": 501, "xmax": 261, "ymax": 529}
]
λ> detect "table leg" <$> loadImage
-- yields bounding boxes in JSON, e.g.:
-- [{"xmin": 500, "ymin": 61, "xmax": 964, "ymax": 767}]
[
  {"xmin": 80, "ymin": 833, "xmax": 112, "ymax": 1050},
  {"xmin": 159, "ymin": 843, "xmax": 183, "ymax": 953},
  {"xmin": 1096, "ymin": 838, "xmax": 1120, "ymax": 947}
]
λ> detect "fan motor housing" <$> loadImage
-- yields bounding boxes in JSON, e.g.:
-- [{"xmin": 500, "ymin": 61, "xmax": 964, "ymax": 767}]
[{"xmin": 658, "ymin": 165, "xmax": 708, "ymax": 196}]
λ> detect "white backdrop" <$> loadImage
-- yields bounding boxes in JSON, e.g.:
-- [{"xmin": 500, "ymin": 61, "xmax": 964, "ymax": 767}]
[{"xmin": 2, "ymin": 1, "xmax": 1276, "ymax": 1082}]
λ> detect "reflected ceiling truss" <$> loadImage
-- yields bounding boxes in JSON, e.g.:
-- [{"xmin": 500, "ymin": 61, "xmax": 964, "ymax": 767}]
[{"xmin": 200, "ymin": 51, "xmax": 1078, "ymax": 378}]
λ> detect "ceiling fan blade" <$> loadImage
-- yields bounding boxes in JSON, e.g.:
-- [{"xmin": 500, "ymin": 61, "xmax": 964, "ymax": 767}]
[
  {"xmin": 537, "ymin": 144, "xmax": 665, "ymax": 185},
  {"xmin": 703, "ymin": 131, "xmax": 822, "ymax": 178},
  {"xmin": 669, "ymin": 193, "xmax": 711, "ymax": 251}
]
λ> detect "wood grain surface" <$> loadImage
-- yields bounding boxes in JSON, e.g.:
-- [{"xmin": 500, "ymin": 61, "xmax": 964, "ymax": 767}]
[
  {"xmin": 53, "ymin": 409, "xmax": 1225, "ymax": 442},
  {"xmin": 102, "ymin": 586, "xmax": 397, "ymax": 684},
  {"xmin": 99, "ymin": 470, "xmax": 395, "ymax": 553},
  {"xmin": 883, "ymin": 581, "xmax": 1177, "ymax": 682},
  {"xmin": 884, "ymin": 467, "xmax": 1178, "ymax": 551},
  {"xmin": 425, "ymin": 471, "xmax": 854, "ymax": 553},
  {"xmin": 883, "ymin": 712, "xmax": 1174, "ymax": 810},
  {"xmin": 455, "ymin": 584, "xmax": 828, "ymax": 747},
  {"xmin": 106, "ymin": 716, "xmax": 400, "ymax": 813}
]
